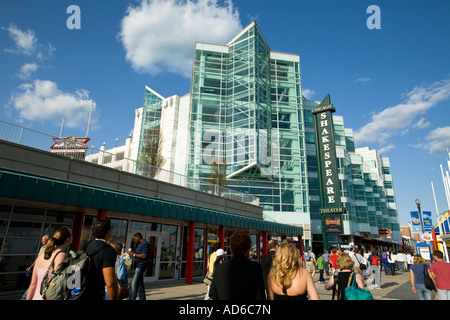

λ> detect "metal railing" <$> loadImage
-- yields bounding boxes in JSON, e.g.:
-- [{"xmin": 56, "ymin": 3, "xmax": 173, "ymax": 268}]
[{"xmin": 0, "ymin": 120, "xmax": 259, "ymax": 205}]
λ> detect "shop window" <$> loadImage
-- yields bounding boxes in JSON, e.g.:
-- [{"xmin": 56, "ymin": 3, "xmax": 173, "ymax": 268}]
[
  {"xmin": 11, "ymin": 206, "xmax": 44, "ymax": 221},
  {"xmin": 45, "ymin": 210, "xmax": 74, "ymax": 224},
  {"xmin": 111, "ymin": 218, "xmax": 128, "ymax": 244}
]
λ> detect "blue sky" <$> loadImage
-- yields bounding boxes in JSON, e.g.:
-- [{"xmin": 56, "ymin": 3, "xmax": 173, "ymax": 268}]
[{"xmin": 1, "ymin": 0, "xmax": 450, "ymax": 229}]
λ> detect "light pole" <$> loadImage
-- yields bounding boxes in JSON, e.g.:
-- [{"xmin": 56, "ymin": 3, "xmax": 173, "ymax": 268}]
[{"xmin": 415, "ymin": 198, "xmax": 425, "ymax": 234}]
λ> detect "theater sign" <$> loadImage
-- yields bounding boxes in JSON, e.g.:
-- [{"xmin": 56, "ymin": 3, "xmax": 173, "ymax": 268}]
[
  {"xmin": 312, "ymin": 95, "xmax": 345, "ymax": 242},
  {"xmin": 312, "ymin": 94, "xmax": 344, "ymax": 214}
]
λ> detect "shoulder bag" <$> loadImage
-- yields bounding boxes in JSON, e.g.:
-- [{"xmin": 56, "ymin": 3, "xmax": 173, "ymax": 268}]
[
  {"xmin": 344, "ymin": 272, "xmax": 374, "ymax": 300},
  {"xmin": 355, "ymin": 254, "xmax": 366, "ymax": 270},
  {"xmin": 423, "ymin": 264, "xmax": 436, "ymax": 291}
]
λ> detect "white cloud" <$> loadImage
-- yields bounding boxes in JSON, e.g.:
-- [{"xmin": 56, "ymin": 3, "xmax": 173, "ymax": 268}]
[
  {"xmin": 7, "ymin": 79, "xmax": 97, "ymax": 130},
  {"xmin": 413, "ymin": 117, "xmax": 431, "ymax": 129},
  {"xmin": 17, "ymin": 62, "xmax": 39, "ymax": 80},
  {"xmin": 355, "ymin": 77, "xmax": 372, "ymax": 85},
  {"xmin": 354, "ymin": 78, "xmax": 450, "ymax": 145},
  {"xmin": 302, "ymin": 88, "xmax": 315, "ymax": 99},
  {"xmin": 119, "ymin": 0, "xmax": 242, "ymax": 77},
  {"xmin": 414, "ymin": 126, "xmax": 450, "ymax": 154},
  {"xmin": 2, "ymin": 24, "xmax": 37, "ymax": 56},
  {"xmin": 378, "ymin": 144, "xmax": 396, "ymax": 154}
]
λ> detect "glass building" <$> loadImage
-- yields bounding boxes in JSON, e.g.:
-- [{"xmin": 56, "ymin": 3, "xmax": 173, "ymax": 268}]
[
  {"xmin": 185, "ymin": 22, "xmax": 310, "ymax": 231},
  {"xmin": 304, "ymin": 98, "xmax": 401, "ymax": 249},
  {"xmin": 134, "ymin": 21, "xmax": 401, "ymax": 248}
]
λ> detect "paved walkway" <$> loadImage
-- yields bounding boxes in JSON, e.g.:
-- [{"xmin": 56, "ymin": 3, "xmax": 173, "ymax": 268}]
[
  {"xmin": 1, "ymin": 268, "xmax": 435, "ymax": 301},
  {"xmin": 141, "ymin": 268, "xmax": 426, "ymax": 300}
]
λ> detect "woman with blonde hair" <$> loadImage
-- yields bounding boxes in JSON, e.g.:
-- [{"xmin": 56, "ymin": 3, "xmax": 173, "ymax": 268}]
[
  {"xmin": 324, "ymin": 253, "xmax": 365, "ymax": 300},
  {"xmin": 409, "ymin": 254, "xmax": 432, "ymax": 300},
  {"xmin": 267, "ymin": 242, "xmax": 319, "ymax": 300},
  {"xmin": 26, "ymin": 226, "xmax": 73, "ymax": 300}
]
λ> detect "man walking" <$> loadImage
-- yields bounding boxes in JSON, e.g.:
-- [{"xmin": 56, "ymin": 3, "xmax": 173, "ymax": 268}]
[
  {"xmin": 84, "ymin": 217, "xmax": 119, "ymax": 300},
  {"xmin": 368, "ymin": 249, "xmax": 382, "ymax": 289},
  {"xmin": 429, "ymin": 250, "xmax": 450, "ymax": 300},
  {"xmin": 323, "ymin": 249, "xmax": 330, "ymax": 276},
  {"xmin": 261, "ymin": 239, "xmax": 278, "ymax": 294},
  {"xmin": 128, "ymin": 233, "xmax": 149, "ymax": 300},
  {"xmin": 305, "ymin": 247, "xmax": 316, "ymax": 278}
]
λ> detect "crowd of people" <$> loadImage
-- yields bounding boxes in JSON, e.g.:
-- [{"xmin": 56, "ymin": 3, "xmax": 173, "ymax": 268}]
[
  {"xmin": 22, "ymin": 222, "xmax": 450, "ymax": 301},
  {"xmin": 23, "ymin": 217, "xmax": 150, "ymax": 301},
  {"xmin": 205, "ymin": 236, "xmax": 450, "ymax": 301}
]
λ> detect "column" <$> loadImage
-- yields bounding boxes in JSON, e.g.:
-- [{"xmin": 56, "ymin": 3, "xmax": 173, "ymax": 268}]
[
  {"xmin": 97, "ymin": 209, "xmax": 107, "ymax": 220},
  {"xmin": 218, "ymin": 225, "xmax": 225, "ymax": 249},
  {"xmin": 71, "ymin": 211, "xmax": 85, "ymax": 252},
  {"xmin": 185, "ymin": 221, "xmax": 195, "ymax": 284},
  {"xmin": 262, "ymin": 231, "xmax": 268, "ymax": 258},
  {"xmin": 298, "ymin": 235, "xmax": 303, "ymax": 256}
]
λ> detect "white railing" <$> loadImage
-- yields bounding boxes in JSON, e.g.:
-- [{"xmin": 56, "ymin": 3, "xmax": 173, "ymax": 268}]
[{"xmin": 0, "ymin": 120, "xmax": 259, "ymax": 205}]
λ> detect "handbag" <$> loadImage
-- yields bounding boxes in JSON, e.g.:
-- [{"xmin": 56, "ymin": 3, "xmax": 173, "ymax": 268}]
[
  {"xmin": 344, "ymin": 272, "xmax": 374, "ymax": 300},
  {"xmin": 355, "ymin": 255, "xmax": 366, "ymax": 270},
  {"xmin": 203, "ymin": 270, "xmax": 213, "ymax": 285},
  {"xmin": 423, "ymin": 264, "xmax": 436, "ymax": 291},
  {"xmin": 116, "ymin": 257, "xmax": 130, "ymax": 300}
]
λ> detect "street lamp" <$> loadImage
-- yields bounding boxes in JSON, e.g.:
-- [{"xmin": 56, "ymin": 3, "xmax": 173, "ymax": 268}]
[{"xmin": 415, "ymin": 198, "xmax": 425, "ymax": 234}]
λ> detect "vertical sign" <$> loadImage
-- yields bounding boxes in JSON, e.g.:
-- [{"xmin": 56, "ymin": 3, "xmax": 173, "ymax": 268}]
[
  {"xmin": 312, "ymin": 94, "xmax": 344, "ymax": 250},
  {"xmin": 423, "ymin": 211, "xmax": 432, "ymax": 233},
  {"xmin": 311, "ymin": 94, "xmax": 344, "ymax": 215},
  {"xmin": 410, "ymin": 211, "xmax": 421, "ymax": 232}
]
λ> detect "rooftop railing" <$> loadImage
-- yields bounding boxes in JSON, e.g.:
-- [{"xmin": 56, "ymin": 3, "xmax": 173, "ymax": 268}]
[{"xmin": 0, "ymin": 120, "xmax": 259, "ymax": 205}]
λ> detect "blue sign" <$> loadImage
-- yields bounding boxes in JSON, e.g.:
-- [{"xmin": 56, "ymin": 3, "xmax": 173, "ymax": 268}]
[
  {"xmin": 410, "ymin": 211, "xmax": 421, "ymax": 232},
  {"xmin": 423, "ymin": 216, "xmax": 433, "ymax": 233}
]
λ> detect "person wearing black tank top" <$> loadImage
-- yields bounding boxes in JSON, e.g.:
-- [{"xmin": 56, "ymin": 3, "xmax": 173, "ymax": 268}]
[
  {"xmin": 324, "ymin": 253, "xmax": 365, "ymax": 300},
  {"xmin": 267, "ymin": 241, "xmax": 320, "ymax": 300}
]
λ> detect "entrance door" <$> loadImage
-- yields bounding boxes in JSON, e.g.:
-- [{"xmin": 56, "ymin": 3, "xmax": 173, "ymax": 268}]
[
  {"xmin": 145, "ymin": 232, "xmax": 161, "ymax": 281},
  {"xmin": 126, "ymin": 229, "xmax": 161, "ymax": 282}
]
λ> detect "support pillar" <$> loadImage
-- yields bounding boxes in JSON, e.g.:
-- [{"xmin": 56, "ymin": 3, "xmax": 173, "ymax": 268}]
[
  {"xmin": 218, "ymin": 225, "xmax": 225, "ymax": 249},
  {"xmin": 298, "ymin": 235, "xmax": 303, "ymax": 257},
  {"xmin": 186, "ymin": 221, "xmax": 195, "ymax": 284},
  {"xmin": 204, "ymin": 226, "xmax": 209, "ymax": 276},
  {"xmin": 262, "ymin": 231, "xmax": 268, "ymax": 258},
  {"xmin": 97, "ymin": 209, "xmax": 107, "ymax": 220},
  {"xmin": 71, "ymin": 211, "xmax": 85, "ymax": 252}
]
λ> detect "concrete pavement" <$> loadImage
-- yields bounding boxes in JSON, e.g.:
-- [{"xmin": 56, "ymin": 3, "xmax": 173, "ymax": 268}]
[
  {"xmin": 0, "ymin": 267, "xmax": 435, "ymax": 301},
  {"xmin": 141, "ymin": 267, "xmax": 427, "ymax": 300}
]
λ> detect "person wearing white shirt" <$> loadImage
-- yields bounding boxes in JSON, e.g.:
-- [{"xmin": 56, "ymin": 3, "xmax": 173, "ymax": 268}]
[
  {"xmin": 406, "ymin": 251, "xmax": 413, "ymax": 270},
  {"xmin": 396, "ymin": 251, "xmax": 407, "ymax": 272},
  {"xmin": 388, "ymin": 251, "xmax": 396, "ymax": 276}
]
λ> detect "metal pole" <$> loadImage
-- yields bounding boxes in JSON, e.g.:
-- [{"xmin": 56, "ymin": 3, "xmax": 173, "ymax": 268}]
[
  {"xmin": 441, "ymin": 164, "xmax": 450, "ymax": 210},
  {"xmin": 432, "ymin": 181, "xmax": 449, "ymax": 262},
  {"xmin": 416, "ymin": 199, "xmax": 425, "ymax": 235}
]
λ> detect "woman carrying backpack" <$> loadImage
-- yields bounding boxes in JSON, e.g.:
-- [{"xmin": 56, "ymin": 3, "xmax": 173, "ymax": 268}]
[{"xmin": 26, "ymin": 227, "xmax": 73, "ymax": 300}]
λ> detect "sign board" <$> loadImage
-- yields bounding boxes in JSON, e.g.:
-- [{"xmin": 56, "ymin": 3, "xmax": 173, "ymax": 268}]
[
  {"xmin": 312, "ymin": 94, "xmax": 343, "ymax": 214},
  {"xmin": 423, "ymin": 211, "xmax": 433, "ymax": 233},
  {"xmin": 378, "ymin": 228, "xmax": 392, "ymax": 235},
  {"xmin": 324, "ymin": 215, "xmax": 342, "ymax": 233},
  {"xmin": 416, "ymin": 242, "xmax": 432, "ymax": 262},
  {"xmin": 410, "ymin": 211, "xmax": 421, "ymax": 232}
]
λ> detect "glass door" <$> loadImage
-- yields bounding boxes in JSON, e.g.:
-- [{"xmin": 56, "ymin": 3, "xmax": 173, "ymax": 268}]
[
  {"xmin": 126, "ymin": 228, "xmax": 161, "ymax": 282},
  {"xmin": 145, "ymin": 232, "xmax": 161, "ymax": 281}
]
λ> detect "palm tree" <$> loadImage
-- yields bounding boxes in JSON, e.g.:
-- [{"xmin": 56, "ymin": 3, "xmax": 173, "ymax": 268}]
[
  {"xmin": 206, "ymin": 157, "xmax": 227, "ymax": 196},
  {"xmin": 138, "ymin": 126, "xmax": 165, "ymax": 178}
]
